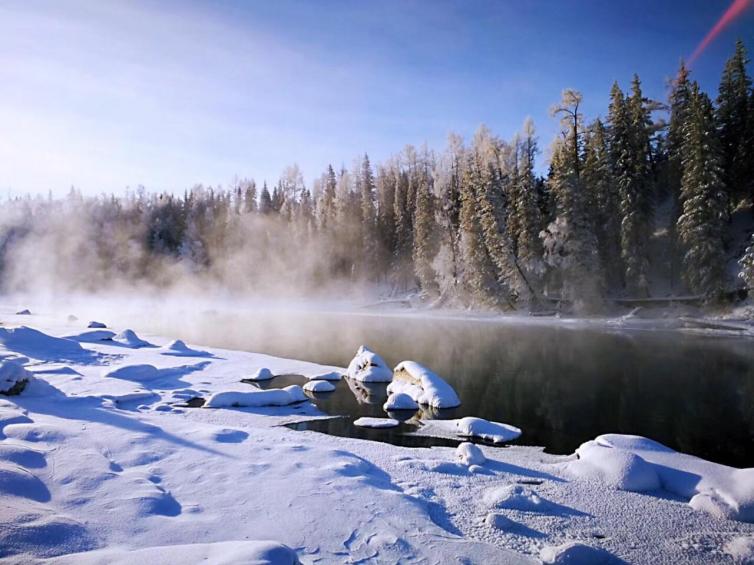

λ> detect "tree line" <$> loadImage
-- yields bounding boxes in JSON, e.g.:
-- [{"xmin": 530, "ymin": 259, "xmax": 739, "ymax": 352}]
[{"xmin": 2, "ymin": 41, "xmax": 753, "ymax": 310}]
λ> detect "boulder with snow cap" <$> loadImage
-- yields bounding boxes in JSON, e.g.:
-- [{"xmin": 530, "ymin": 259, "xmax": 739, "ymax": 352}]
[
  {"xmin": 455, "ymin": 417, "xmax": 521, "ymax": 443},
  {"xmin": 383, "ymin": 392, "xmax": 419, "ymax": 411},
  {"xmin": 568, "ymin": 439, "xmax": 661, "ymax": 492},
  {"xmin": 540, "ymin": 541, "xmax": 616, "ymax": 564},
  {"xmin": 113, "ymin": 329, "xmax": 153, "ymax": 348},
  {"xmin": 87, "ymin": 321, "xmax": 107, "ymax": 329},
  {"xmin": 347, "ymin": 346, "xmax": 392, "ymax": 382},
  {"xmin": 303, "ymin": 380, "xmax": 336, "ymax": 393},
  {"xmin": 0, "ymin": 360, "xmax": 33, "ymax": 395},
  {"xmin": 456, "ymin": 442, "xmax": 486, "ymax": 466},
  {"xmin": 388, "ymin": 361, "xmax": 460, "ymax": 408}
]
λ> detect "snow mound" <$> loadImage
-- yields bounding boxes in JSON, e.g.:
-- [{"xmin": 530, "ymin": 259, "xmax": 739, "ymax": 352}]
[
  {"xmin": 0, "ymin": 360, "xmax": 32, "ymax": 394},
  {"xmin": 112, "ymin": 329, "xmax": 153, "ymax": 348},
  {"xmin": 483, "ymin": 484, "xmax": 550, "ymax": 512},
  {"xmin": 205, "ymin": 385, "xmax": 307, "ymax": 408},
  {"xmin": 87, "ymin": 321, "xmax": 107, "ymax": 328},
  {"xmin": 456, "ymin": 417, "xmax": 521, "ymax": 443},
  {"xmin": 540, "ymin": 542, "xmax": 616, "ymax": 564},
  {"xmin": 588, "ymin": 434, "xmax": 754, "ymax": 522},
  {"xmin": 456, "ymin": 442, "xmax": 486, "ymax": 466},
  {"xmin": 161, "ymin": 339, "xmax": 211, "ymax": 357},
  {"xmin": 0, "ymin": 326, "xmax": 85, "ymax": 358},
  {"xmin": 383, "ymin": 392, "xmax": 419, "ymax": 411},
  {"xmin": 353, "ymin": 417, "xmax": 399, "ymax": 429},
  {"xmin": 725, "ymin": 536, "xmax": 754, "ymax": 564},
  {"xmin": 303, "ymin": 380, "xmax": 336, "ymax": 393},
  {"xmin": 0, "ymin": 462, "xmax": 50, "ymax": 502},
  {"xmin": 388, "ymin": 361, "xmax": 460, "ymax": 408},
  {"xmin": 347, "ymin": 346, "xmax": 392, "ymax": 382},
  {"xmin": 51, "ymin": 540, "xmax": 300, "ymax": 565},
  {"xmin": 65, "ymin": 330, "xmax": 116, "ymax": 343},
  {"xmin": 485, "ymin": 512, "xmax": 515, "ymax": 530},
  {"xmin": 307, "ymin": 371, "xmax": 343, "ymax": 381},
  {"xmin": 567, "ymin": 439, "xmax": 661, "ymax": 492},
  {"xmin": 104, "ymin": 364, "xmax": 161, "ymax": 381},
  {"xmin": 245, "ymin": 367, "xmax": 274, "ymax": 381}
]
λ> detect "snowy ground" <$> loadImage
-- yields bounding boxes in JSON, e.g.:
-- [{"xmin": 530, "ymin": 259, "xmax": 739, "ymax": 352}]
[{"xmin": 1, "ymin": 307, "xmax": 754, "ymax": 564}]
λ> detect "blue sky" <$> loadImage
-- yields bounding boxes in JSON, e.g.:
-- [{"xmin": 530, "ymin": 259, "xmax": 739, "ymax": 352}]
[{"xmin": 0, "ymin": 0, "xmax": 752, "ymax": 195}]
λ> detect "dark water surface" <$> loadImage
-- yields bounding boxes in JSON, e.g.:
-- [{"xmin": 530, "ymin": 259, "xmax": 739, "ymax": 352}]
[{"xmin": 144, "ymin": 309, "xmax": 754, "ymax": 467}]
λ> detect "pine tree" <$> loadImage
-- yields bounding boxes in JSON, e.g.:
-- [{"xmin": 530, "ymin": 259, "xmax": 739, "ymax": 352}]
[
  {"xmin": 738, "ymin": 233, "xmax": 754, "ymax": 290},
  {"xmin": 677, "ymin": 83, "xmax": 728, "ymax": 297},
  {"xmin": 545, "ymin": 90, "xmax": 604, "ymax": 310},
  {"xmin": 243, "ymin": 180, "xmax": 257, "ymax": 214},
  {"xmin": 360, "ymin": 154, "xmax": 377, "ymax": 280},
  {"xmin": 609, "ymin": 80, "xmax": 650, "ymax": 296},
  {"xmin": 393, "ymin": 169, "xmax": 413, "ymax": 289},
  {"xmin": 716, "ymin": 39, "xmax": 752, "ymax": 204},
  {"xmin": 514, "ymin": 118, "xmax": 545, "ymax": 285},
  {"xmin": 459, "ymin": 152, "xmax": 509, "ymax": 307},
  {"xmin": 259, "ymin": 182, "xmax": 272, "ymax": 215},
  {"xmin": 412, "ymin": 175, "xmax": 439, "ymax": 295},
  {"xmin": 319, "ymin": 165, "xmax": 337, "ymax": 231},
  {"xmin": 583, "ymin": 118, "xmax": 622, "ymax": 288}
]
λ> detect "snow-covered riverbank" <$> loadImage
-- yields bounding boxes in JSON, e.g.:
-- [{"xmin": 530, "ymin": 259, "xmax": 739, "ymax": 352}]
[{"xmin": 1, "ymin": 307, "xmax": 753, "ymax": 564}]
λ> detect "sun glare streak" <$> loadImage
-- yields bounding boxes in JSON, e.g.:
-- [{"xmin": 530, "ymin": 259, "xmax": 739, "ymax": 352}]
[{"xmin": 689, "ymin": 0, "xmax": 753, "ymax": 64}]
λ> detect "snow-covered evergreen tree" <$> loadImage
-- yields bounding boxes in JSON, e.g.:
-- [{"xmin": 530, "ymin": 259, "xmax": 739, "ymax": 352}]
[
  {"xmin": 677, "ymin": 83, "xmax": 728, "ymax": 298},
  {"xmin": 739, "ymin": 233, "xmax": 754, "ymax": 290},
  {"xmin": 412, "ymin": 175, "xmax": 439, "ymax": 295},
  {"xmin": 716, "ymin": 39, "xmax": 753, "ymax": 205}
]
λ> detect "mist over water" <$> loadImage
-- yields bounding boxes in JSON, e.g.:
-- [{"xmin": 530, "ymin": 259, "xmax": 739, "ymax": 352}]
[{"xmin": 31, "ymin": 295, "xmax": 754, "ymax": 467}]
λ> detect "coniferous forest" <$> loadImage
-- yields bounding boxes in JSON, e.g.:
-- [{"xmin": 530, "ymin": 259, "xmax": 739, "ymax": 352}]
[{"xmin": 3, "ymin": 41, "xmax": 754, "ymax": 311}]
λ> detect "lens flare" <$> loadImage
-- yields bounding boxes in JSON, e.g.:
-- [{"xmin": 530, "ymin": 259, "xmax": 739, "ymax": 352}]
[{"xmin": 689, "ymin": 0, "xmax": 753, "ymax": 64}]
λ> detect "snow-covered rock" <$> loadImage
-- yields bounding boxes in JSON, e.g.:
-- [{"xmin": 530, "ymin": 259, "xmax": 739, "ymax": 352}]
[
  {"xmin": 484, "ymin": 512, "xmax": 514, "ymax": 531},
  {"xmin": 456, "ymin": 442, "xmax": 486, "ymax": 466},
  {"xmin": 387, "ymin": 361, "xmax": 460, "ymax": 408},
  {"xmin": 245, "ymin": 367, "xmax": 274, "ymax": 381},
  {"xmin": 205, "ymin": 385, "xmax": 307, "ymax": 408},
  {"xmin": 307, "ymin": 371, "xmax": 343, "ymax": 381},
  {"xmin": 582, "ymin": 434, "xmax": 754, "ymax": 522},
  {"xmin": 161, "ymin": 339, "xmax": 210, "ymax": 357},
  {"xmin": 65, "ymin": 330, "xmax": 116, "ymax": 343},
  {"xmin": 87, "ymin": 321, "xmax": 107, "ymax": 328},
  {"xmin": 303, "ymin": 380, "xmax": 336, "ymax": 393},
  {"xmin": 104, "ymin": 364, "xmax": 161, "ymax": 381},
  {"xmin": 15, "ymin": 309, "xmax": 31, "ymax": 315},
  {"xmin": 347, "ymin": 346, "xmax": 392, "ymax": 382},
  {"xmin": 567, "ymin": 439, "xmax": 661, "ymax": 492},
  {"xmin": 113, "ymin": 329, "xmax": 153, "ymax": 348},
  {"xmin": 383, "ymin": 392, "xmax": 419, "ymax": 411},
  {"xmin": 353, "ymin": 417, "xmax": 399, "ymax": 428},
  {"xmin": 455, "ymin": 417, "xmax": 521, "ymax": 443},
  {"xmin": 483, "ymin": 484, "xmax": 550, "ymax": 512},
  {"xmin": 0, "ymin": 360, "xmax": 32, "ymax": 395},
  {"xmin": 410, "ymin": 417, "xmax": 522, "ymax": 444},
  {"xmin": 540, "ymin": 542, "xmax": 615, "ymax": 564}
]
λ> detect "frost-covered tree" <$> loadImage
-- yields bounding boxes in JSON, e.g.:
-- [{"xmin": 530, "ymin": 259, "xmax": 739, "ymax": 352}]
[
  {"xmin": 583, "ymin": 118, "xmax": 622, "ymax": 288},
  {"xmin": 738, "ymin": 234, "xmax": 754, "ymax": 290},
  {"xmin": 544, "ymin": 90, "xmax": 604, "ymax": 310},
  {"xmin": 412, "ymin": 175, "xmax": 439, "ymax": 295},
  {"xmin": 259, "ymin": 182, "xmax": 272, "ymax": 215},
  {"xmin": 609, "ymin": 80, "xmax": 651, "ymax": 296},
  {"xmin": 716, "ymin": 39, "xmax": 753, "ymax": 204},
  {"xmin": 677, "ymin": 83, "xmax": 728, "ymax": 298},
  {"xmin": 319, "ymin": 165, "xmax": 337, "ymax": 231},
  {"xmin": 513, "ymin": 118, "xmax": 545, "ymax": 286}
]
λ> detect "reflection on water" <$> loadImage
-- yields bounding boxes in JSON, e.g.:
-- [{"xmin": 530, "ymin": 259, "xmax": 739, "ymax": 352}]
[{"xmin": 140, "ymin": 309, "xmax": 754, "ymax": 467}]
